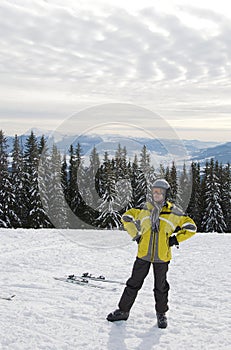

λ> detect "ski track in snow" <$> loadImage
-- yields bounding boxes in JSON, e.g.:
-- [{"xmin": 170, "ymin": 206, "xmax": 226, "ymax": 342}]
[{"xmin": 0, "ymin": 229, "xmax": 230, "ymax": 350}]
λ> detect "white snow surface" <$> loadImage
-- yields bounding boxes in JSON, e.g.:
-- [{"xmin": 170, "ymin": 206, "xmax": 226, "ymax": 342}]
[{"xmin": 0, "ymin": 229, "xmax": 230, "ymax": 350}]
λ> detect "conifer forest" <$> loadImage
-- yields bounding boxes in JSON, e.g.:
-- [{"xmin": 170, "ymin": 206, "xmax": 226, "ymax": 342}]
[{"xmin": 0, "ymin": 130, "xmax": 230, "ymax": 232}]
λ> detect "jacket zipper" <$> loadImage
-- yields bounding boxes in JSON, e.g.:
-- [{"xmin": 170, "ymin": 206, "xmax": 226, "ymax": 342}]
[{"xmin": 151, "ymin": 231, "xmax": 156, "ymax": 262}]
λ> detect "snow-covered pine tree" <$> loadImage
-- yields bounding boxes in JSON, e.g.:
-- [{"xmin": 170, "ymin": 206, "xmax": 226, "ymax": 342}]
[
  {"xmin": 82, "ymin": 146, "xmax": 101, "ymax": 226},
  {"xmin": 48, "ymin": 145, "xmax": 69, "ymax": 228},
  {"xmin": 114, "ymin": 144, "xmax": 132, "ymax": 212},
  {"xmin": 11, "ymin": 134, "xmax": 25, "ymax": 227},
  {"xmin": 23, "ymin": 132, "xmax": 45, "ymax": 228},
  {"xmin": 178, "ymin": 162, "xmax": 191, "ymax": 211},
  {"xmin": 201, "ymin": 158, "xmax": 226, "ymax": 233},
  {"xmin": 95, "ymin": 157, "xmax": 121, "ymax": 229},
  {"xmin": 0, "ymin": 130, "xmax": 20, "ymax": 227},
  {"xmin": 115, "ymin": 143, "xmax": 124, "ymax": 178},
  {"xmin": 37, "ymin": 135, "xmax": 52, "ymax": 227},
  {"xmin": 140, "ymin": 145, "xmax": 151, "ymax": 177},
  {"xmin": 165, "ymin": 165, "xmax": 170, "ymax": 183},
  {"xmin": 68, "ymin": 144, "xmax": 77, "ymax": 212},
  {"xmin": 168, "ymin": 161, "xmax": 178, "ymax": 203},
  {"xmin": 115, "ymin": 144, "xmax": 128, "ymax": 177},
  {"xmin": 96, "ymin": 152, "xmax": 109, "ymax": 201},
  {"xmin": 61, "ymin": 154, "xmax": 69, "ymax": 205},
  {"xmin": 131, "ymin": 155, "xmax": 142, "ymax": 207},
  {"xmin": 135, "ymin": 169, "xmax": 147, "ymax": 208},
  {"xmin": 145, "ymin": 165, "xmax": 156, "ymax": 203},
  {"xmin": 68, "ymin": 143, "xmax": 86, "ymax": 228},
  {"xmin": 67, "ymin": 144, "xmax": 79, "ymax": 226},
  {"xmin": 74, "ymin": 143, "xmax": 87, "ymax": 227},
  {"xmin": 132, "ymin": 145, "xmax": 150, "ymax": 208},
  {"xmin": 200, "ymin": 160, "xmax": 209, "ymax": 228},
  {"xmin": 220, "ymin": 163, "xmax": 231, "ymax": 232},
  {"xmin": 158, "ymin": 163, "xmax": 166, "ymax": 178},
  {"xmin": 187, "ymin": 162, "xmax": 201, "ymax": 229},
  {"xmin": 87, "ymin": 145, "xmax": 101, "ymax": 208},
  {"xmin": 148, "ymin": 165, "xmax": 156, "ymax": 185},
  {"xmin": 126, "ymin": 160, "xmax": 133, "ymax": 201},
  {"xmin": 122, "ymin": 146, "xmax": 127, "ymax": 171}
]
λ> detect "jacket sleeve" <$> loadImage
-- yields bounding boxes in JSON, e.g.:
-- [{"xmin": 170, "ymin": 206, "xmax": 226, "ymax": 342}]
[
  {"xmin": 121, "ymin": 208, "xmax": 141, "ymax": 239},
  {"xmin": 174, "ymin": 215, "xmax": 197, "ymax": 243}
]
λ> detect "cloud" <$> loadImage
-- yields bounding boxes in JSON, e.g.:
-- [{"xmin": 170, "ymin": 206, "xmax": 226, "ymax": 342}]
[
  {"xmin": 1, "ymin": 1, "xmax": 230, "ymax": 84},
  {"xmin": 0, "ymin": 0, "xmax": 230, "ymax": 139}
]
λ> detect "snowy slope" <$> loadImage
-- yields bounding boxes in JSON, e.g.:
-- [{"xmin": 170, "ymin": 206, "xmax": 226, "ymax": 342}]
[{"xmin": 0, "ymin": 229, "xmax": 230, "ymax": 350}]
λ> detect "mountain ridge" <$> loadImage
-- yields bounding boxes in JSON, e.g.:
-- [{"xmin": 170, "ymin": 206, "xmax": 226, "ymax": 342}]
[{"xmin": 4, "ymin": 128, "xmax": 230, "ymax": 165}]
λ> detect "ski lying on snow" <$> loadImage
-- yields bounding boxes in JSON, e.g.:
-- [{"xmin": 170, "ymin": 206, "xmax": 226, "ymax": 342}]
[
  {"xmin": 53, "ymin": 276, "xmax": 117, "ymax": 291},
  {"xmin": 72, "ymin": 273, "xmax": 125, "ymax": 285},
  {"xmin": 54, "ymin": 276, "xmax": 104, "ymax": 289},
  {"xmin": 0, "ymin": 294, "xmax": 15, "ymax": 301}
]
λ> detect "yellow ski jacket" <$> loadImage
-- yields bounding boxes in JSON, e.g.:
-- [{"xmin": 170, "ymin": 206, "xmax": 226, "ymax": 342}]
[{"xmin": 121, "ymin": 201, "xmax": 197, "ymax": 262}]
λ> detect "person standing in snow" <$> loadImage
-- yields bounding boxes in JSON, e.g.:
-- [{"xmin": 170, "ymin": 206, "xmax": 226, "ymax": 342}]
[{"xmin": 107, "ymin": 179, "xmax": 197, "ymax": 328}]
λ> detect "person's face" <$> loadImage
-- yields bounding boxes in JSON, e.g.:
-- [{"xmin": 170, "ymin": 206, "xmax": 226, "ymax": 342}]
[{"xmin": 152, "ymin": 187, "xmax": 166, "ymax": 203}]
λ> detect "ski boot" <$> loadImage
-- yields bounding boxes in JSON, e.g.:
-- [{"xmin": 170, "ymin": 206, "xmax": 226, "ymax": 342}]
[
  {"xmin": 107, "ymin": 309, "xmax": 129, "ymax": 322},
  {"xmin": 156, "ymin": 313, "xmax": 167, "ymax": 329}
]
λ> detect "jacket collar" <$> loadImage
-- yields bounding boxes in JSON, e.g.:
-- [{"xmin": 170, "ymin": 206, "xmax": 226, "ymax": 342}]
[{"xmin": 145, "ymin": 200, "xmax": 173, "ymax": 211}]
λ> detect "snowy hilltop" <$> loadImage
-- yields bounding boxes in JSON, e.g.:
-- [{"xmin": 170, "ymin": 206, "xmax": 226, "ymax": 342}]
[{"xmin": 0, "ymin": 229, "xmax": 230, "ymax": 350}]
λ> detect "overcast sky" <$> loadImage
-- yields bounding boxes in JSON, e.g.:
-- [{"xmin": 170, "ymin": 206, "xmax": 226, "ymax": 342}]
[{"xmin": 0, "ymin": 0, "xmax": 231, "ymax": 141}]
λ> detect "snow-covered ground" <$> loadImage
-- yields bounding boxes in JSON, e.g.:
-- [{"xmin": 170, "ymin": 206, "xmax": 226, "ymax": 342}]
[{"xmin": 0, "ymin": 229, "xmax": 230, "ymax": 350}]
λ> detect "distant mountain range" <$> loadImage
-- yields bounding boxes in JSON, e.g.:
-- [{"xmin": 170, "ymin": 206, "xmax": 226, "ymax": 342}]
[
  {"xmin": 191, "ymin": 142, "xmax": 231, "ymax": 165},
  {"xmin": 5, "ymin": 128, "xmax": 230, "ymax": 165}
]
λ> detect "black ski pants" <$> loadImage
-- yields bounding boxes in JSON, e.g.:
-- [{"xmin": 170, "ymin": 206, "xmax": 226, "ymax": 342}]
[{"xmin": 118, "ymin": 257, "xmax": 170, "ymax": 314}]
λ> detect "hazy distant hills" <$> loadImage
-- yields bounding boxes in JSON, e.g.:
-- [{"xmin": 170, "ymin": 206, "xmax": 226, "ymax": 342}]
[
  {"xmin": 5, "ymin": 128, "xmax": 230, "ymax": 165},
  {"xmin": 191, "ymin": 142, "xmax": 231, "ymax": 165}
]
